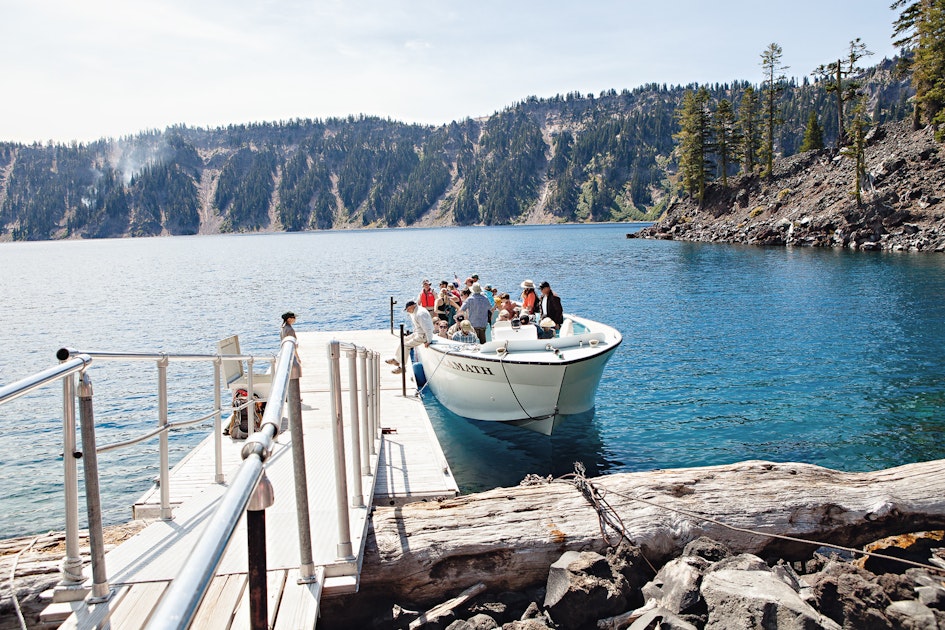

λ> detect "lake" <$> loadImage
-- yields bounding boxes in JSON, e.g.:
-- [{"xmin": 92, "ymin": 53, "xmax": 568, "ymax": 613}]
[{"xmin": 2, "ymin": 224, "xmax": 945, "ymax": 537}]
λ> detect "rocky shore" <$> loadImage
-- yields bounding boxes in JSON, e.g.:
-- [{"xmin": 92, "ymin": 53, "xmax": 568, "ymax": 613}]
[
  {"xmin": 324, "ymin": 534, "xmax": 945, "ymax": 630},
  {"xmin": 632, "ymin": 121, "xmax": 945, "ymax": 252}
]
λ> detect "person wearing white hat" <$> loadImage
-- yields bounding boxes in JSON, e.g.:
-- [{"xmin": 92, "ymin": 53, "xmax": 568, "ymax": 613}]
[
  {"xmin": 538, "ymin": 317, "xmax": 557, "ymax": 340},
  {"xmin": 520, "ymin": 280, "xmax": 537, "ymax": 315}
]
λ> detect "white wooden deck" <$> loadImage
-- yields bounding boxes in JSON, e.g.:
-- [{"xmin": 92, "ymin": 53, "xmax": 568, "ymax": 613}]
[{"xmin": 56, "ymin": 329, "xmax": 457, "ymax": 629}]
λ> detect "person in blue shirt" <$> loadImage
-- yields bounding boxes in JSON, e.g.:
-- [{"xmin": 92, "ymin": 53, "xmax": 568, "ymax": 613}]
[{"xmin": 457, "ymin": 283, "xmax": 492, "ymax": 343}]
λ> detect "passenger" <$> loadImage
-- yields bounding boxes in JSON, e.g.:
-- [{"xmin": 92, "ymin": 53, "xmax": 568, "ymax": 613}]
[
  {"xmin": 483, "ymin": 284, "xmax": 496, "ymax": 308},
  {"xmin": 538, "ymin": 281, "xmax": 564, "ymax": 328},
  {"xmin": 452, "ymin": 320, "xmax": 479, "ymax": 344},
  {"xmin": 499, "ymin": 293, "xmax": 517, "ymax": 319},
  {"xmin": 538, "ymin": 317, "xmax": 557, "ymax": 340},
  {"xmin": 520, "ymin": 280, "xmax": 538, "ymax": 315},
  {"xmin": 457, "ymin": 283, "xmax": 491, "ymax": 344},
  {"xmin": 280, "ymin": 311, "xmax": 302, "ymax": 377},
  {"xmin": 386, "ymin": 300, "xmax": 435, "ymax": 374},
  {"xmin": 435, "ymin": 288, "xmax": 459, "ymax": 324},
  {"xmin": 435, "ymin": 320, "xmax": 451, "ymax": 339},
  {"xmin": 497, "ymin": 310, "xmax": 511, "ymax": 322},
  {"xmin": 447, "ymin": 313, "xmax": 466, "ymax": 338},
  {"xmin": 418, "ymin": 280, "xmax": 437, "ymax": 315}
]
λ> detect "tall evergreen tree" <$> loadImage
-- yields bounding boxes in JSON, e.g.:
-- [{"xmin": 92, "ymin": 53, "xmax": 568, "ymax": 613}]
[
  {"xmin": 713, "ymin": 99, "xmax": 739, "ymax": 187},
  {"xmin": 813, "ymin": 38, "xmax": 873, "ymax": 148},
  {"xmin": 800, "ymin": 111, "xmax": 825, "ymax": 151},
  {"xmin": 738, "ymin": 86, "xmax": 760, "ymax": 174},
  {"xmin": 892, "ymin": 0, "xmax": 945, "ymax": 135},
  {"xmin": 760, "ymin": 43, "xmax": 789, "ymax": 177},
  {"xmin": 674, "ymin": 88, "xmax": 713, "ymax": 203},
  {"xmin": 841, "ymin": 101, "xmax": 870, "ymax": 204}
]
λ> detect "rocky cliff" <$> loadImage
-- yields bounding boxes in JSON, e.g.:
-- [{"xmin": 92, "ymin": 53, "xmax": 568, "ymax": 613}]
[{"xmin": 633, "ymin": 121, "xmax": 945, "ymax": 252}]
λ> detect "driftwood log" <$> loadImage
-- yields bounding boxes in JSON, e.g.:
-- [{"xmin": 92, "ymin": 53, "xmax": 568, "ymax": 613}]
[{"xmin": 361, "ymin": 459, "xmax": 945, "ymax": 605}]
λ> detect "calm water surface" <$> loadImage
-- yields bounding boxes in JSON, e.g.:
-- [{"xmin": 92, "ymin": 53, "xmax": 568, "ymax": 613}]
[{"xmin": 2, "ymin": 224, "xmax": 944, "ymax": 536}]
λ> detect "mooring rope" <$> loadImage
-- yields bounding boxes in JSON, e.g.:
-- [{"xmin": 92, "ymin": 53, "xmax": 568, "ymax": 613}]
[
  {"xmin": 552, "ymin": 463, "xmax": 945, "ymax": 575},
  {"xmin": 9, "ymin": 536, "xmax": 40, "ymax": 630}
]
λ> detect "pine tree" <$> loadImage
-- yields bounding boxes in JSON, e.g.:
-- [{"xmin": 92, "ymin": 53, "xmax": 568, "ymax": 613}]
[
  {"xmin": 892, "ymin": 0, "xmax": 945, "ymax": 136},
  {"xmin": 713, "ymin": 99, "xmax": 739, "ymax": 187},
  {"xmin": 800, "ymin": 112, "xmax": 825, "ymax": 151},
  {"xmin": 813, "ymin": 39, "xmax": 873, "ymax": 148},
  {"xmin": 674, "ymin": 88, "xmax": 713, "ymax": 203},
  {"xmin": 841, "ymin": 101, "xmax": 870, "ymax": 204},
  {"xmin": 760, "ymin": 43, "xmax": 789, "ymax": 177},
  {"xmin": 738, "ymin": 86, "xmax": 760, "ymax": 174}
]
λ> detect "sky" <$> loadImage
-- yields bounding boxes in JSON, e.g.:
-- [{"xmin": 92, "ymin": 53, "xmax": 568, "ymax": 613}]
[{"xmin": 0, "ymin": 0, "xmax": 902, "ymax": 144}]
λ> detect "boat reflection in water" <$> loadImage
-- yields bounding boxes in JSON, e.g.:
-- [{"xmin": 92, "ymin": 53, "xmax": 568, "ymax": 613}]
[{"xmin": 423, "ymin": 401, "xmax": 618, "ymax": 492}]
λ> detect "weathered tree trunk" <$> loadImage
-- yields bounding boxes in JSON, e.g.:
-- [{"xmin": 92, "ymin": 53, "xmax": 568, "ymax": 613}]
[{"xmin": 361, "ymin": 459, "xmax": 945, "ymax": 605}]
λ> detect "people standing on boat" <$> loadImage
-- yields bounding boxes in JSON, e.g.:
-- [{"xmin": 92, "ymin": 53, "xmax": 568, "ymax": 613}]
[
  {"xmin": 387, "ymin": 301, "xmax": 435, "ymax": 374},
  {"xmin": 280, "ymin": 311, "xmax": 302, "ymax": 377},
  {"xmin": 452, "ymin": 320, "xmax": 478, "ymax": 343},
  {"xmin": 435, "ymin": 288, "xmax": 459, "ymax": 325},
  {"xmin": 520, "ymin": 280, "xmax": 538, "ymax": 315},
  {"xmin": 538, "ymin": 281, "xmax": 564, "ymax": 328},
  {"xmin": 418, "ymin": 280, "xmax": 437, "ymax": 315},
  {"xmin": 458, "ymin": 283, "xmax": 491, "ymax": 344},
  {"xmin": 483, "ymin": 284, "xmax": 496, "ymax": 308},
  {"xmin": 538, "ymin": 317, "xmax": 557, "ymax": 339}
]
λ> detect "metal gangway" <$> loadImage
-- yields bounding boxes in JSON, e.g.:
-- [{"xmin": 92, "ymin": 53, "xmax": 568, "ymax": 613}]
[{"xmin": 0, "ymin": 336, "xmax": 383, "ymax": 629}]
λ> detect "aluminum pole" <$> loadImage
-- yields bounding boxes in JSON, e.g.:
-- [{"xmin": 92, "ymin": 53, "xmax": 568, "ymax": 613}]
[
  {"xmin": 77, "ymin": 373, "xmax": 110, "ymax": 602},
  {"xmin": 328, "ymin": 342, "xmax": 353, "ymax": 559},
  {"xmin": 247, "ymin": 357, "xmax": 255, "ymax": 435},
  {"xmin": 347, "ymin": 349, "xmax": 364, "ymax": 508},
  {"xmin": 358, "ymin": 349, "xmax": 371, "ymax": 472},
  {"xmin": 375, "ymin": 352, "xmax": 381, "ymax": 436},
  {"xmin": 157, "ymin": 357, "xmax": 172, "ymax": 520},
  {"xmin": 213, "ymin": 359, "xmax": 224, "ymax": 484},
  {"xmin": 287, "ymin": 375, "xmax": 315, "ymax": 580},
  {"xmin": 54, "ymin": 371, "xmax": 86, "ymax": 601},
  {"xmin": 399, "ymin": 324, "xmax": 406, "ymax": 397}
]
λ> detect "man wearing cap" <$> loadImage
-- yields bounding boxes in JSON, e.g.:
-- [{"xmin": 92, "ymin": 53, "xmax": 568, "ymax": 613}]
[
  {"xmin": 539, "ymin": 281, "xmax": 563, "ymax": 327},
  {"xmin": 387, "ymin": 300, "xmax": 435, "ymax": 374},
  {"xmin": 457, "ymin": 283, "xmax": 491, "ymax": 344}
]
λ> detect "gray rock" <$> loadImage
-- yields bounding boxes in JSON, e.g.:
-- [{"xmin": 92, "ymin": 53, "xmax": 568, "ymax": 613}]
[
  {"xmin": 885, "ymin": 600, "xmax": 938, "ymax": 630},
  {"xmin": 627, "ymin": 607, "xmax": 699, "ymax": 630},
  {"xmin": 807, "ymin": 560, "xmax": 892, "ymax": 629},
  {"xmin": 447, "ymin": 621, "xmax": 474, "ymax": 630},
  {"xmin": 772, "ymin": 562, "xmax": 803, "ymax": 592},
  {"xmin": 501, "ymin": 621, "xmax": 553, "ymax": 630},
  {"xmin": 707, "ymin": 553, "xmax": 769, "ymax": 574},
  {"xmin": 466, "ymin": 614, "xmax": 499, "ymax": 630},
  {"xmin": 640, "ymin": 556, "xmax": 709, "ymax": 616},
  {"xmin": 917, "ymin": 584, "xmax": 945, "ymax": 610},
  {"xmin": 682, "ymin": 537, "xmax": 732, "ymax": 563},
  {"xmin": 702, "ymin": 569, "xmax": 841, "ymax": 630},
  {"xmin": 544, "ymin": 551, "xmax": 626, "ymax": 628},
  {"xmin": 520, "ymin": 602, "xmax": 542, "ymax": 620}
]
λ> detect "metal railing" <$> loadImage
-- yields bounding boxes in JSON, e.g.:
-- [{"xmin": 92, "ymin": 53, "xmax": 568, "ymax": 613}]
[
  {"xmin": 0, "ymin": 345, "xmax": 275, "ymax": 604},
  {"xmin": 147, "ymin": 338, "xmax": 383, "ymax": 630}
]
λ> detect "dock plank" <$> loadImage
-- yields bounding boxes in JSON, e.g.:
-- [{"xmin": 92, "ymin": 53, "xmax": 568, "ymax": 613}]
[{"xmin": 108, "ymin": 582, "xmax": 168, "ymax": 630}]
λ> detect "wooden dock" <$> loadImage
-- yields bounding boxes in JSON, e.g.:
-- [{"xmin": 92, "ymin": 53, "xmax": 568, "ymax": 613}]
[{"xmin": 54, "ymin": 329, "xmax": 458, "ymax": 629}]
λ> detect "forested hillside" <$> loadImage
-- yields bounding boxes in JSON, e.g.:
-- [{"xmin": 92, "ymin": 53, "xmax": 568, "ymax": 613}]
[{"xmin": 0, "ymin": 59, "xmax": 912, "ymax": 241}]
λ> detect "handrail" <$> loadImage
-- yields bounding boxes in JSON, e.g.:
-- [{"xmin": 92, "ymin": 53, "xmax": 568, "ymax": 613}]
[
  {"xmin": 58, "ymin": 348, "xmax": 275, "ymax": 363},
  {"xmin": 145, "ymin": 335, "xmax": 297, "ymax": 630},
  {"xmin": 0, "ymin": 354, "xmax": 92, "ymax": 405}
]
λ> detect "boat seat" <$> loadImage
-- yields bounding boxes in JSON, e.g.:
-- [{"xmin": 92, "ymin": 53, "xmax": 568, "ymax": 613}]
[
  {"xmin": 217, "ymin": 335, "xmax": 272, "ymax": 398},
  {"xmin": 493, "ymin": 321, "xmax": 538, "ymax": 341}
]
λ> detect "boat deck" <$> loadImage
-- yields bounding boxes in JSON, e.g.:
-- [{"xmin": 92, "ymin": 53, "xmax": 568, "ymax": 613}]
[{"xmin": 55, "ymin": 329, "xmax": 458, "ymax": 629}]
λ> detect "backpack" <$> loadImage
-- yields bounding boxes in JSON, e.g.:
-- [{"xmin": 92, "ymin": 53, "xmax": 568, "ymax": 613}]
[{"xmin": 224, "ymin": 388, "xmax": 264, "ymax": 440}]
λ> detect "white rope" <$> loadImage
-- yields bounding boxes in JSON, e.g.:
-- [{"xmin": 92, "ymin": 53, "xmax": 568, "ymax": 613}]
[{"xmin": 9, "ymin": 536, "xmax": 40, "ymax": 630}]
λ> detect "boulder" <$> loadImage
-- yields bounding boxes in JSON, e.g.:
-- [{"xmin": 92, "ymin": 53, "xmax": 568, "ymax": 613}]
[
  {"xmin": 606, "ymin": 542, "xmax": 652, "ymax": 608},
  {"xmin": 626, "ymin": 607, "xmax": 699, "ymax": 630},
  {"xmin": 885, "ymin": 600, "xmax": 938, "ymax": 630},
  {"xmin": 701, "ymin": 569, "xmax": 841, "ymax": 630},
  {"xmin": 501, "ymin": 621, "xmax": 554, "ymax": 630},
  {"xmin": 917, "ymin": 584, "xmax": 945, "ymax": 610},
  {"xmin": 544, "ymin": 551, "xmax": 626, "ymax": 628},
  {"xmin": 466, "ymin": 614, "xmax": 499, "ymax": 630},
  {"xmin": 640, "ymin": 556, "xmax": 709, "ymax": 617},
  {"xmin": 682, "ymin": 537, "xmax": 732, "ymax": 564},
  {"xmin": 806, "ymin": 560, "xmax": 892, "ymax": 629}
]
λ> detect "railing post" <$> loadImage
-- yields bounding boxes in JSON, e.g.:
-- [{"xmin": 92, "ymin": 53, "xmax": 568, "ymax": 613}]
[
  {"xmin": 347, "ymin": 349, "xmax": 364, "ymax": 508},
  {"xmin": 374, "ymin": 352, "xmax": 381, "ymax": 436},
  {"xmin": 157, "ymin": 356, "xmax": 173, "ymax": 520},
  {"xmin": 358, "ymin": 348, "xmax": 372, "ymax": 470},
  {"xmin": 328, "ymin": 342, "xmax": 354, "ymax": 559},
  {"xmin": 366, "ymin": 352, "xmax": 376, "ymax": 456},
  {"xmin": 54, "ymin": 371, "xmax": 87, "ymax": 601},
  {"xmin": 247, "ymin": 357, "xmax": 255, "ymax": 435},
  {"xmin": 287, "ymin": 370, "xmax": 316, "ymax": 580},
  {"xmin": 399, "ymin": 324, "xmax": 407, "ymax": 397},
  {"xmin": 390, "ymin": 297, "xmax": 397, "ymax": 334},
  {"xmin": 77, "ymin": 372, "xmax": 110, "ymax": 602},
  {"xmin": 247, "ymin": 472, "xmax": 274, "ymax": 630},
  {"xmin": 213, "ymin": 359, "xmax": 224, "ymax": 484}
]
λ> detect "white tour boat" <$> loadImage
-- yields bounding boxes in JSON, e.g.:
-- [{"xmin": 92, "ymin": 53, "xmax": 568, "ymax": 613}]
[{"xmin": 413, "ymin": 314, "xmax": 622, "ymax": 435}]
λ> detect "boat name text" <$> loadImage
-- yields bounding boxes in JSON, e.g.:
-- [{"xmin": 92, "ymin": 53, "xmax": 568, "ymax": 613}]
[{"xmin": 446, "ymin": 360, "xmax": 495, "ymax": 375}]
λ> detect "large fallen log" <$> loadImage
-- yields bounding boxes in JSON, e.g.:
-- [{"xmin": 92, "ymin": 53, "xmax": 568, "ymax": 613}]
[{"xmin": 360, "ymin": 459, "xmax": 945, "ymax": 605}]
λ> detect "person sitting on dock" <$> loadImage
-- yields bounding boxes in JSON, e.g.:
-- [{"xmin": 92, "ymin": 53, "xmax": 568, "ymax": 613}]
[
  {"xmin": 451, "ymin": 320, "xmax": 479, "ymax": 344},
  {"xmin": 387, "ymin": 300, "xmax": 435, "ymax": 374},
  {"xmin": 538, "ymin": 281, "xmax": 564, "ymax": 328},
  {"xmin": 457, "ymin": 283, "xmax": 491, "ymax": 344},
  {"xmin": 538, "ymin": 317, "xmax": 557, "ymax": 340}
]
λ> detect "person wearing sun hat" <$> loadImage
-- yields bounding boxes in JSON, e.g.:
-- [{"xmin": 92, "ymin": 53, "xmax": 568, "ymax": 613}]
[
  {"xmin": 538, "ymin": 317, "xmax": 557, "ymax": 340},
  {"xmin": 520, "ymin": 279, "xmax": 538, "ymax": 315}
]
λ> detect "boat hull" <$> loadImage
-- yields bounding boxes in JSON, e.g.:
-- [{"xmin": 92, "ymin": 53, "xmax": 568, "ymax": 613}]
[{"xmin": 414, "ymin": 316, "xmax": 620, "ymax": 435}]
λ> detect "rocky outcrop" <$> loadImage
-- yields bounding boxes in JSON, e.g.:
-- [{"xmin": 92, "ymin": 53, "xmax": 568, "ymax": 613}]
[{"xmin": 632, "ymin": 121, "xmax": 945, "ymax": 252}]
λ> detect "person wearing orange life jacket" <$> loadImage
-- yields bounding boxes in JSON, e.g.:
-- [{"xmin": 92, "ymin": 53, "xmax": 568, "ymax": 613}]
[{"xmin": 417, "ymin": 279, "xmax": 437, "ymax": 315}]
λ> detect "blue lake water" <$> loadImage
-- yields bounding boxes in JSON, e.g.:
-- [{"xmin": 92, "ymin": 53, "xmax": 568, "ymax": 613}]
[{"xmin": 2, "ymin": 224, "xmax": 945, "ymax": 537}]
